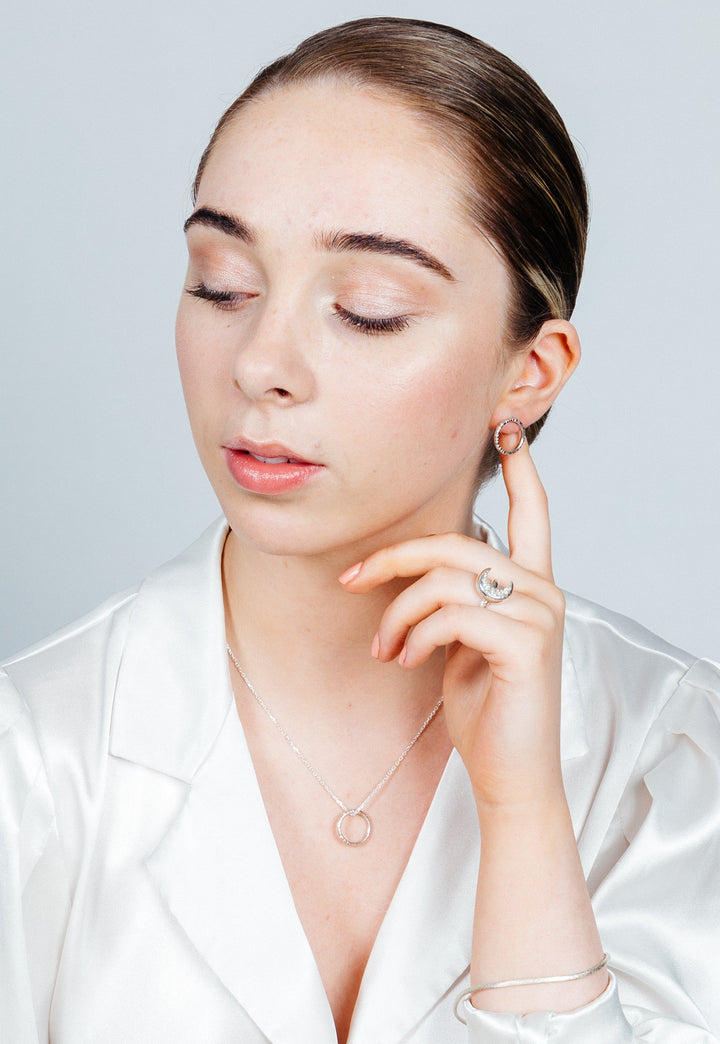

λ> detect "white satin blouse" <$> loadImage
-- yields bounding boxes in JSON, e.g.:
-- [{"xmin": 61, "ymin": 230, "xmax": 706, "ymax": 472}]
[{"xmin": 1, "ymin": 519, "xmax": 719, "ymax": 1043}]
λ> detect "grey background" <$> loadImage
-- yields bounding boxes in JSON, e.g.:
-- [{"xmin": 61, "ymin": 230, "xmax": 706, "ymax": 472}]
[{"xmin": 1, "ymin": 0, "xmax": 718, "ymax": 660}]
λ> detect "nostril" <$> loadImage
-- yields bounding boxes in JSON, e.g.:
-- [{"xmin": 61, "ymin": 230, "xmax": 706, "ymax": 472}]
[{"xmin": 274, "ymin": 388, "xmax": 291, "ymax": 398}]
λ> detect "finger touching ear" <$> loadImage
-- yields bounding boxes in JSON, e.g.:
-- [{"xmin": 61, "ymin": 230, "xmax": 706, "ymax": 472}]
[{"xmin": 491, "ymin": 319, "xmax": 581, "ymax": 427}]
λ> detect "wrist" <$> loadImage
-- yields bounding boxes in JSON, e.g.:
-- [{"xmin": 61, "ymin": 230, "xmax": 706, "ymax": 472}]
[{"xmin": 472, "ymin": 782, "xmax": 570, "ymax": 831}]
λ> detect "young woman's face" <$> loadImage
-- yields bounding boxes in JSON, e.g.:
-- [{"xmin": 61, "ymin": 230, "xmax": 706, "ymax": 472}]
[{"xmin": 176, "ymin": 82, "xmax": 515, "ymax": 560}]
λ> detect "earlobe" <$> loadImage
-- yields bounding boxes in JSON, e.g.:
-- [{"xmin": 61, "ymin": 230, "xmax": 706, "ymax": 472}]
[{"xmin": 491, "ymin": 319, "xmax": 581, "ymax": 428}]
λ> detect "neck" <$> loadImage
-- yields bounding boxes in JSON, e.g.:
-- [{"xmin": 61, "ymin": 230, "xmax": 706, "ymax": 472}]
[{"xmin": 222, "ymin": 526, "xmax": 451, "ymax": 723}]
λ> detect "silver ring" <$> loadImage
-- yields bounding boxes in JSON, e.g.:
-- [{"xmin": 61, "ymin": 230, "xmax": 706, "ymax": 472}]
[
  {"xmin": 476, "ymin": 567, "xmax": 513, "ymax": 603},
  {"xmin": 493, "ymin": 418, "xmax": 527, "ymax": 455}
]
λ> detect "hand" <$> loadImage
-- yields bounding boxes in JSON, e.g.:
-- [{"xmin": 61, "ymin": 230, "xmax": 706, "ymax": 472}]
[{"xmin": 339, "ymin": 440, "xmax": 567, "ymax": 811}]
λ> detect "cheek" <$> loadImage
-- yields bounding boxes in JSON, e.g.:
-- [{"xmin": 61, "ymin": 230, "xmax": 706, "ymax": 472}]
[
  {"xmin": 175, "ymin": 306, "xmax": 224, "ymax": 401},
  {"xmin": 343, "ymin": 348, "xmax": 494, "ymax": 475},
  {"xmin": 415, "ymin": 368, "xmax": 489, "ymax": 465},
  {"xmin": 175, "ymin": 309, "xmax": 223, "ymax": 446},
  {"xmin": 407, "ymin": 346, "xmax": 497, "ymax": 441},
  {"xmin": 175, "ymin": 303, "xmax": 197, "ymax": 385}
]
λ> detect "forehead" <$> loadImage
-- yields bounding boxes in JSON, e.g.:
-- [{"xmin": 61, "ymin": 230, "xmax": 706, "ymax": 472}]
[{"xmin": 196, "ymin": 82, "xmax": 473, "ymax": 243}]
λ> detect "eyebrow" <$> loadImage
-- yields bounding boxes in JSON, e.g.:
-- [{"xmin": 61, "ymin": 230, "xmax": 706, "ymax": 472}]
[
  {"xmin": 318, "ymin": 230, "xmax": 455, "ymax": 281},
  {"xmin": 183, "ymin": 207, "xmax": 255, "ymax": 243},
  {"xmin": 183, "ymin": 207, "xmax": 455, "ymax": 281}
]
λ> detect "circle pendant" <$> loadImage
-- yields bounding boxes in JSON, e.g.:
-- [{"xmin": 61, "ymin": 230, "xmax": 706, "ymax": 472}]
[{"xmin": 336, "ymin": 809, "xmax": 372, "ymax": 846}]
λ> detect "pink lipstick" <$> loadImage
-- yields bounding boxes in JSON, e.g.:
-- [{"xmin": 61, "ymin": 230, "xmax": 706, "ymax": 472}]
[{"xmin": 223, "ymin": 439, "xmax": 324, "ymax": 494}]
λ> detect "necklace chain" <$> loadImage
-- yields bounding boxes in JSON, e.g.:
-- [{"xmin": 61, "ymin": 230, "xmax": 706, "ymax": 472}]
[{"xmin": 226, "ymin": 643, "xmax": 444, "ymax": 844}]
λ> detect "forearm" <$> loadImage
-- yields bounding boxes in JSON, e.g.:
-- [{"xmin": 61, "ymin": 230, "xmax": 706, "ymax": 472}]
[{"xmin": 470, "ymin": 793, "xmax": 608, "ymax": 1014}]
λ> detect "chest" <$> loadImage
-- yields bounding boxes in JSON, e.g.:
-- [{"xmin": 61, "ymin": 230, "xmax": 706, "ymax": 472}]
[{"xmin": 243, "ymin": 714, "xmax": 453, "ymax": 1042}]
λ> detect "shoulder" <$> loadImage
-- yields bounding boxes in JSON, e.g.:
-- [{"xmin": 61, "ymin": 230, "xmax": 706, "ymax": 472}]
[
  {"xmin": 562, "ymin": 587, "xmax": 719, "ymax": 742},
  {"xmin": 0, "ymin": 521, "xmax": 228, "ymax": 911},
  {"xmin": 0, "ymin": 672, "xmax": 67, "ymax": 948},
  {"xmin": 0, "ymin": 670, "xmax": 49, "ymax": 841},
  {"xmin": 563, "ymin": 588, "xmax": 697, "ymax": 675},
  {"xmin": 1, "ymin": 519, "xmax": 229, "ymax": 780},
  {"xmin": 1, "ymin": 520, "xmax": 228, "ymax": 726},
  {"xmin": 1, "ymin": 588, "xmax": 142, "ymax": 884},
  {"xmin": 2, "ymin": 586, "xmax": 139, "ymax": 750}
]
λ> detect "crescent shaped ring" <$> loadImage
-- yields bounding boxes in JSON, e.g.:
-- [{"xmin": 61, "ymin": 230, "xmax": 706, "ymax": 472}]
[{"xmin": 476, "ymin": 567, "xmax": 514, "ymax": 604}]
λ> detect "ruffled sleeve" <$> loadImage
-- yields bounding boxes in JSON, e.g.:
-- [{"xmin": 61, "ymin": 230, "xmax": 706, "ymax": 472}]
[
  {"xmin": 0, "ymin": 671, "xmax": 69, "ymax": 1044},
  {"xmin": 461, "ymin": 657, "xmax": 720, "ymax": 1042}
]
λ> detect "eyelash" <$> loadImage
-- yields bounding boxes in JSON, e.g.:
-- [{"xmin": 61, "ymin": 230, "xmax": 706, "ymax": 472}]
[
  {"xmin": 186, "ymin": 283, "xmax": 411, "ymax": 336},
  {"xmin": 186, "ymin": 283, "xmax": 250, "ymax": 311},
  {"xmin": 333, "ymin": 305, "xmax": 411, "ymax": 336}
]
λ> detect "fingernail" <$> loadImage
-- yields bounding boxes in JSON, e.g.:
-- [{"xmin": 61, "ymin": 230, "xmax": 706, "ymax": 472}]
[
  {"xmin": 338, "ymin": 562, "xmax": 363, "ymax": 584},
  {"xmin": 398, "ymin": 646, "xmax": 408, "ymax": 667},
  {"xmin": 371, "ymin": 633, "xmax": 380, "ymax": 659}
]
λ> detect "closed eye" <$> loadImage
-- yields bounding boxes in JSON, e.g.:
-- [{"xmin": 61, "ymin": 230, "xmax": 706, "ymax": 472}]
[
  {"xmin": 186, "ymin": 283, "xmax": 255, "ymax": 311},
  {"xmin": 334, "ymin": 304, "xmax": 411, "ymax": 336}
]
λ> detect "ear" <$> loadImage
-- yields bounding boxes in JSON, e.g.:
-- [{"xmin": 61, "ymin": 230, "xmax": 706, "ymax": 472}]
[{"xmin": 490, "ymin": 319, "xmax": 581, "ymax": 428}]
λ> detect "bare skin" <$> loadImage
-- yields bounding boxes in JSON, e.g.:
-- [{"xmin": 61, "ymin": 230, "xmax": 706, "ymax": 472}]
[{"xmin": 177, "ymin": 81, "xmax": 606, "ymax": 1042}]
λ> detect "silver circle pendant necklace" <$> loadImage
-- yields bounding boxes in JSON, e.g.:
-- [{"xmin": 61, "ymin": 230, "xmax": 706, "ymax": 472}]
[{"xmin": 226, "ymin": 644, "xmax": 444, "ymax": 846}]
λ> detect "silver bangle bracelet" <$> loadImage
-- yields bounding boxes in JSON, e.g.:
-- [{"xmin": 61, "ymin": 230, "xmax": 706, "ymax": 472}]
[{"xmin": 454, "ymin": 953, "xmax": 610, "ymax": 1023}]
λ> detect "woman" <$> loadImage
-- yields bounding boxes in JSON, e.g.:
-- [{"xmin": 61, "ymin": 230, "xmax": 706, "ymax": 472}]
[{"xmin": 1, "ymin": 17, "xmax": 718, "ymax": 1043}]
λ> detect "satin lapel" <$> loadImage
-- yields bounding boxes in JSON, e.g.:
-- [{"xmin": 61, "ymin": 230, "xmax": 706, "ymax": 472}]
[
  {"xmin": 109, "ymin": 520, "xmax": 232, "ymax": 782},
  {"xmin": 108, "ymin": 519, "xmax": 335, "ymax": 1041},
  {"xmin": 146, "ymin": 707, "xmax": 335, "ymax": 1043},
  {"xmin": 348, "ymin": 751, "xmax": 480, "ymax": 1044}
]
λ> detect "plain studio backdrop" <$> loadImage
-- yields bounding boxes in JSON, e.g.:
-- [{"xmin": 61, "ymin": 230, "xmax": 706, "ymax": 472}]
[{"xmin": 1, "ymin": 0, "xmax": 718, "ymax": 660}]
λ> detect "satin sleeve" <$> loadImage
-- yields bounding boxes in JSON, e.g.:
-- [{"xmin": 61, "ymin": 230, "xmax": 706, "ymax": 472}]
[
  {"xmin": 0, "ymin": 671, "xmax": 69, "ymax": 1044},
  {"xmin": 461, "ymin": 657, "xmax": 720, "ymax": 1042}
]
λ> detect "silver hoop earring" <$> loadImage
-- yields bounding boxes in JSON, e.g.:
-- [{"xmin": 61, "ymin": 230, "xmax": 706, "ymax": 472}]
[{"xmin": 493, "ymin": 418, "xmax": 527, "ymax": 456}]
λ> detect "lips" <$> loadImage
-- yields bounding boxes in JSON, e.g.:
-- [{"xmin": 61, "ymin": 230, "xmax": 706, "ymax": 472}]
[{"xmin": 222, "ymin": 437, "xmax": 324, "ymax": 494}]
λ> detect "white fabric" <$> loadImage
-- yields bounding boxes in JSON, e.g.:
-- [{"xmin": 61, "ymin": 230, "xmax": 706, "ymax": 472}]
[{"xmin": 1, "ymin": 518, "xmax": 719, "ymax": 1043}]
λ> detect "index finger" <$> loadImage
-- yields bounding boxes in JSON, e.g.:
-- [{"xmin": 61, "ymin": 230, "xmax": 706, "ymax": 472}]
[{"xmin": 499, "ymin": 427, "xmax": 553, "ymax": 580}]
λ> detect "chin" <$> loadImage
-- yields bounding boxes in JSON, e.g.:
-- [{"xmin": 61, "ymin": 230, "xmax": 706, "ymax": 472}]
[
  {"xmin": 220, "ymin": 499, "xmax": 347, "ymax": 560},
  {"xmin": 220, "ymin": 499, "xmax": 395, "ymax": 566}
]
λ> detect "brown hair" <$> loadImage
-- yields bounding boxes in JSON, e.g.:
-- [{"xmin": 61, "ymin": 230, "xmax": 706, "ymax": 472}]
[{"xmin": 193, "ymin": 18, "xmax": 588, "ymax": 482}]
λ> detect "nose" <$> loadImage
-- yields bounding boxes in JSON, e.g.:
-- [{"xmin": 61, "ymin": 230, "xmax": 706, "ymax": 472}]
[{"xmin": 231, "ymin": 301, "xmax": 316, "ymax": 406}]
